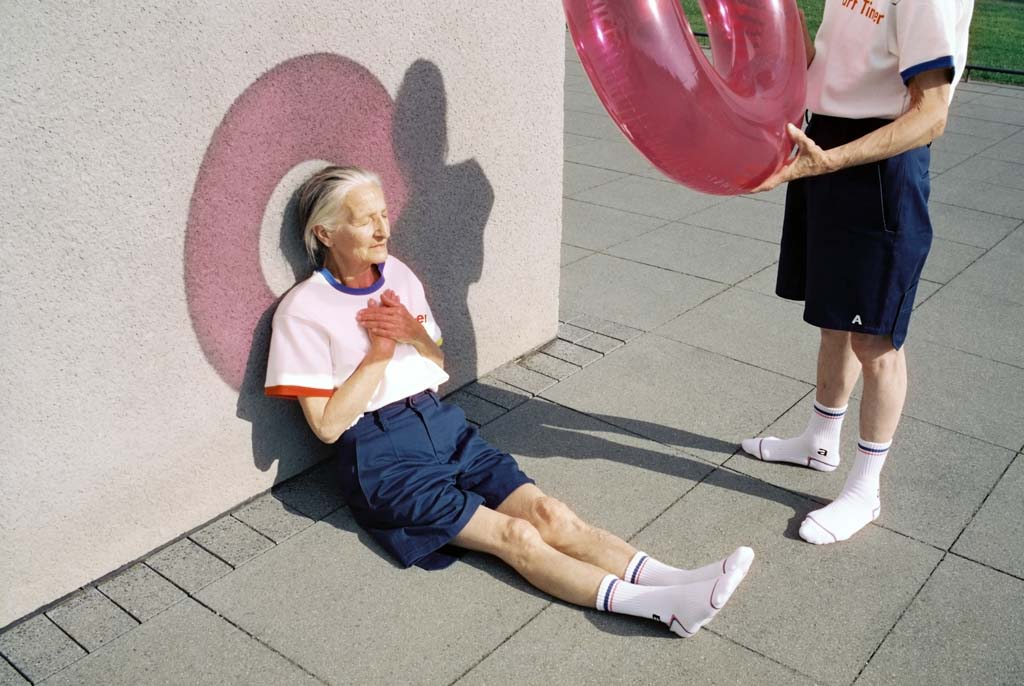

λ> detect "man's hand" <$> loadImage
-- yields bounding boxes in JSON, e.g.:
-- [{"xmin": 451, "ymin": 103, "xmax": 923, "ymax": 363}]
[
  {"xmin": 752, "ymin": 123, "xmax": 834, "ymax": 192},
  {"xmin": 357, "ymin": 290, "xmax": 425, "ymax": 347}
]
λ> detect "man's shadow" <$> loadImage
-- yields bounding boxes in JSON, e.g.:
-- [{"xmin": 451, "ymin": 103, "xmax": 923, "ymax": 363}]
[{"xmin": 389, "ymin": 59, "xmax": 493, "ymax": 390}]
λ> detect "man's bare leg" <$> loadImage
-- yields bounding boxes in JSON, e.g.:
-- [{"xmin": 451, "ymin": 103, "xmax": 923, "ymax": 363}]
[
  {"xmin": 800, "ymin": 333, "xmax": 904, "ymax": 544},
  {"xmin": 741, "ymin": 328, "xmax": 860, "ymax": 470}
]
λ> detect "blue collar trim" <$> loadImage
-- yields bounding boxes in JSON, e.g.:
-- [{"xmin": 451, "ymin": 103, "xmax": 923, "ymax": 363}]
[{"xmin": 319, "ymin": 263, "xmax": 386, "ymax": 295}]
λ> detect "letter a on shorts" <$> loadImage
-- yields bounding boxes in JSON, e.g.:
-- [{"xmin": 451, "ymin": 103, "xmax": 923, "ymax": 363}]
[{"xmin": 852, "ymin": 315, "xmax": 863, "ymax": 325}]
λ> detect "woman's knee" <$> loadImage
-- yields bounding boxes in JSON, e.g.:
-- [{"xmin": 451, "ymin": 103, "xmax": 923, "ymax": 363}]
[
  {"xmin": 531, "ymin": 496, "xmax": 583, "ymax": 542},
  {"xmin": 500, "ymin": 517, "xmax": 545, "ymax": 566}
]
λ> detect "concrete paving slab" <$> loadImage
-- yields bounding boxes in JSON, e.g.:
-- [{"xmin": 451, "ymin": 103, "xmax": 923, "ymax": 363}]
[
  {"xmin": 45, "ymin": 587, "xmax": 137, "ymax": 653},
  {"xmin": 655, "ymin": 288, "xmax": 817, "ymax": 384},
  {"xmin": 457, "ymin": 602, "xmax": 817, "ymax": 686},
  {"xmin": 927, "ymin": 201, "xmax": 1020, "ymax": 248},
  {"xmin": 682, "ymin": 197, "xmax": 786, "ymax": 244},
  {"xmin": 560, "ymin": 242, "xmax": 592, "ymax": 266},
  {"xmin": 902, "ymin": 340, "xmax": 1024, "ymax": 451},
  {"xmin": 914, "ymin": 284, "xmax": 1024, "ymax": 367},
  {"xmin": 928, "ymin": 149, "xmax": 972, "ymax": 174},
  {"xmin": 950, "ymin": 102, "xmax": 1024, "ymax": 127},
  {"xmin": 855, "ymin": 555, "xmax": 1024, "ymax": 686},
  {"xmin": 446, "ymin": 390, "xmax": 507, "ymax": 426},
  {"xmin": 563, "ymin": 74, "xmax": 590, "ymax": 92},
  {"xmin": 461, "ymin": 377, "xmax": 531, "ymax": 410},
  {"xmin": 913, "ymin": 279, "xmax": 942, "ymax": 308},
  {"xmin": 921, "ymin": 237, "xmax": 984, "ymax": 283},
  {"xmin": 930, "ymin": 130, "xmax": 1002, "ymax": 156},
  {"xmin": 0, "ymin": 658, "xmax": 27, "ymax": 686},
  {"xmin": 197, "ymin": 513, "xmax": 549, "ymax": 686},
  {"xmin": 556, "ymin": 321, "xmax": 591, "ymax": 343},
  {"xmin": 522, "ymin": 352, "xmax": 580, "ymax": 380},
  {"xmin": 564, "ymin": 110, "xmax": 623, "ymax": 141},
  {"xmin": 489, "ymin": 362, "xmax": 559, "ymax": 395},
  {"xmin": 562, "ymin": 162, "xmax": 625, "ymax": 197},
  {"xmin": 481, "ymin": 399, "xmax": 714, "ymax": 534},
  {"xmin": 575, "ymin": 332, "xmax": 623, "ymax": 354},
  {"xmin": 190, "ymin": 516, "xmax": 274, "ymax": 568},
  {"xmin": 943, "ymin": 114, "xmax": 1019, "ymax": 140},
  {"xmin": 270, "ymin": 459, "xmax": 346, "ymax": 520},
  {"xmin": 969, "ymin": 92, "xmax": 1024, "ymax": 113},
  {"xmin": 952, "ymin": 454, "xmax": 1024, "ymax": 578},
  {"xmin": 734, "ymin": 263, "xmax": 779, "ymax": 297},
  {"xmin": 561, "ymin": 198, "xmax": 667, "ymax": 251},
  {"xmin": 607, "ymin": 222, "xmax": 780, "ymax": 285},
  {"xmin": 930, "ymin": 176, "xmax": 1024, "ymax": 219},
  {"xmin": 563, "ymin": 89, "xmax": 606, "ymax": 115},
  {"xmin": 146, "ymin": 539, "xmax": 232, "ymax": 595},
  {"xmin": 542, "ymin": 335, "xmax": 811, "ymax": 465},
  {"xmin": 567, "ymin": 314, "xmax": 645, "ymax": 341},
  {"xmin": 0, "ymin": 615, "xmax": 86, "ymax": 683},
  {"xmin": 742, "ymin": 182, "xmax": 789, "ymax": 205},
  {"xmin": 562, "ymin": 132, "xmax": 599, "ymax": 149},
  {"xmin": 634, "ymin": 469, "xmax": 942, "ymax": 685},
  {"xmin": 232, "ymin": 494, "xmax": 314, "ymax": 544},
  {"xmin": 727, "ymin": 395, "xmax": 1015, "ymax": 550},
  {"xmin": 560, "ymin": 253, "xmax": 725, "ymax": 330},
  {"xmin": 541, "ymin": 338, "xmax": 603, "ymax": 367},
  {"xmin": 38, "ymin": 599, "xmax": 320, "ymax": 686},
  {"xmin": 571, "ymin": 175, "xmax": 723, "ymax": 221},
  {"xmin": 949, "ymin": 225, "xmax": 1024, "ymax": 303},
  {"xmin": 565, "ymin": 137, "xmax": 659, "ymax": 176},
  {"xmin": 980, "ymin": 139, "xmax": 1024, "ymax": 164},
  {"xmin": 940, "ymin": 155, "xmax": 1024, "ymax": 191},
  {"xmin": 96, "ymin": 563, "xmax": 187, "ymax": 622}
]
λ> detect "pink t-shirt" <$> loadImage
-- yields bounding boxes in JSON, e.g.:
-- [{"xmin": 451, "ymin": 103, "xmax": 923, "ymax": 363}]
[{"xmin": 265, "ymin": 255, "xmax": 448, "ymax": 423}]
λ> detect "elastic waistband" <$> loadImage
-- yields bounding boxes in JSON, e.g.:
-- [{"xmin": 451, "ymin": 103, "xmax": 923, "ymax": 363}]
[{"xmin": 351, "ymin": 390, "xmax": 439, "ymax": 436}]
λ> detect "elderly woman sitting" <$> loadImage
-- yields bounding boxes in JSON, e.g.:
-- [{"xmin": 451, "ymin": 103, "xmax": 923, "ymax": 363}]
[{"xmin": 265, "ymin": 165, "xmax": 753, "ymax": 637}]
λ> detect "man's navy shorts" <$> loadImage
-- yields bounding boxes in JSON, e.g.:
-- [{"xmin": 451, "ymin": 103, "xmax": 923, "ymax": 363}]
[
  {"xmin": 336, "ymin": 390, "xmax": 534, "ymax": 570},
  {"xmin": 777, "ymin": 114, "xmax": 933, "ymax": 349}
]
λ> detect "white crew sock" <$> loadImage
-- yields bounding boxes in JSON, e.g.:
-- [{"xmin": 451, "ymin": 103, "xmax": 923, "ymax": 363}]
[
  {"xmin": 741, "ymin": 401, "xmax": 846, "ymax": 471},
  {"xmin": 800, "ymin": 438, "xmax": 889, "ymax": 545},
  {"xmin": 596, "ymin": 548, "xmax": 754, "ymax": 638},
  {"xmin": 623, "ymin": 547, "xmax": 755, "ymax": 586}
]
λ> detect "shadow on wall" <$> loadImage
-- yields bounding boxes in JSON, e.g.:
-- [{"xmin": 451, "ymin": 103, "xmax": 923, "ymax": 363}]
[{"xmin": 185, "ymin": 53, "xmax": 492, "ymax": 479}]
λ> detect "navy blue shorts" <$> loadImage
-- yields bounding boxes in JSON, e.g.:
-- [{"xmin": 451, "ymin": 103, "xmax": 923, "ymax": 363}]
[
  {"xmin": 336, "ymin": 390, "xmax": 534, "ymax": 570},
  {"xmin": 777, "ymin": 114, "xmax": 933, "ymax": 349}
]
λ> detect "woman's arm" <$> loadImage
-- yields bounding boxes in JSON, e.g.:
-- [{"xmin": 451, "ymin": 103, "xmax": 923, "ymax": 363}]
[
  {"xmin": 356, "ymin": 289, "xmax": 445, "ymax": 370},
  {"xmin": 754, "ymin": 68, "xmax": 952, "ymax": 191},
  {"xmin": 298, "ymin": 306, "xmax": 396, "ymax": 444}
]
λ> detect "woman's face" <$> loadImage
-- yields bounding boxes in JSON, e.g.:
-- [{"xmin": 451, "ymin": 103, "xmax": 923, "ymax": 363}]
[{"xmin": 324, "ymin": 182, "xmax": 390, "ymax": 275}]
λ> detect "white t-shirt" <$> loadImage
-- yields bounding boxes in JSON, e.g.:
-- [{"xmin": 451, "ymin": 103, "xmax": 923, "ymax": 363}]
[
  {"xmin": 265, "ymin": 255, "xmax": 448, "ymax": 426},
  {"xmin": 808, "ymin": 0, "xmax": 974, "ymax": 120}
]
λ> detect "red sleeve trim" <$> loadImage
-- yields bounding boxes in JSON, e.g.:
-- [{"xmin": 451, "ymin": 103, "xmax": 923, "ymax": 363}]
[{"xmin": 265, "ymin": 385, "xmax": 334, "ymax": 399}]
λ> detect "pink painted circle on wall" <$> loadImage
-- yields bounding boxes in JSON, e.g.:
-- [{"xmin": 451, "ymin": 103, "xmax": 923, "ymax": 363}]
[{"xmin": 185, "ymin": 53, "xmax": 407, "ymax": 390}]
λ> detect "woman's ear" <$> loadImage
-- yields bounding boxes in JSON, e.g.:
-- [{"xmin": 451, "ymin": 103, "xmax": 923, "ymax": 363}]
[{"xmin": 313, "ymin": 224, "xmax": 332, "ymax": 248}]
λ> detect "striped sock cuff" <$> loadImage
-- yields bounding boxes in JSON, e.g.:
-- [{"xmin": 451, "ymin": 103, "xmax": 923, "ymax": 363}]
[
  {"xmin": 813, "ymin": 401, "xmax": 848, "ymax": 419},
  {"xmin": 623, "ymin": 552, "xmax": 649, "ymax": 585},
  {"xmin": 857, "ymin": 439, "xmax": 891, "ymax": 455},
  {"xmin": 596, "ymin": 574, "xmax": 619, "ymax": 612}
]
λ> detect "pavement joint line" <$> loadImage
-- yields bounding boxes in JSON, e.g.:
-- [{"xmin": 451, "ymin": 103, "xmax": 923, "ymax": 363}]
[
  {"xmin": 703, "ymin": 626, "xmax": 824, "ymax": 686},
  {"xmin": 92, "ymin": 583, "xmax": 147, "ymax": 626},
  {"xmin": 946, "ymin": 452, "xmax": 1019, "ymax": 554},
  {"xmin": 447, "ymin": 601, "xmax": 554, "ymax": 685},
  {"xmin": 185, "ymin": 535, "xmax": 239, "ymax": 570},
  {"xmin": 946, "ymin": 549, "xmax": 1024, "ymax": 583},
  {"xmin": 930, "ymin": 196, "xmax": 1024, "ymax": 222},
  {"xmin": 850, "ymin": 550, "xmax": 947, "ymax": 685},
  {"xmin": 917, "ymin": 335, "xmax": 1024, "ymax": 372},
  {"xmin": 0, "ymin": 654, "xmax": 30, "ymax": 685},
  {"xmin": 190, "ymin": 597, "xmax": 332, "ymax": 686},
  {"xmin": 227, "ymin": 511, "xmax": 283, "ymax": 546},
  {"xmin": 41, "ymin": 610, "xmax": 91, "ymax": 656},
  {"xmin": 669, "ymin": 217, "xmax": 788, "ymax": 247}
]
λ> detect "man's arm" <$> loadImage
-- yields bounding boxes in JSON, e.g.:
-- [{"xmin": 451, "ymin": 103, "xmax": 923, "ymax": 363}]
[{"xmin": 754, "ymin": 68, "xmax": 952, "ymax": 192}]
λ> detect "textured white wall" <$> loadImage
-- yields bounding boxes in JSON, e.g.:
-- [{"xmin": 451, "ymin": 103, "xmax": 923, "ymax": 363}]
[{"xmin": 0, "ymin": 1, "xmax": 564, "ymax": 626}]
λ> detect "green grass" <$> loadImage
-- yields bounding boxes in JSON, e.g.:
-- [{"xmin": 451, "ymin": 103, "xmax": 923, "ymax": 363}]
[{"xmin": 679, "ymin": 0, "xmax": 1024, "ymax": 86}]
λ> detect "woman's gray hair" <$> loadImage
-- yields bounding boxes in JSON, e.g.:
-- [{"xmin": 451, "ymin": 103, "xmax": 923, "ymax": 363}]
[{"xmin": 296, "ymin": 165, "xmax": 382, "ymax": 264}]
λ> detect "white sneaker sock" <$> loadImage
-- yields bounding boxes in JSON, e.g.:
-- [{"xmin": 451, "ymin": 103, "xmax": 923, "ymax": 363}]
[
  {"xmin": 800, "ymin": 438, "xmax": 889, "ymax": 545},
  {"xmin": 624, "ymin": 547, "xmax": 755, "ymax": 586},
  {"xmin": 741, "ymin": 401, "xmax": 846, "ymax": 471},
  {"xmin": 596, "ymin": 557, "xmax": 752, "ymax": 637}
]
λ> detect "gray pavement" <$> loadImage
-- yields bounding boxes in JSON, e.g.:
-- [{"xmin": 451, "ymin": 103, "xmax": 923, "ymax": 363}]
[{"xmin": 4, "ymin": 34, "xmax": 1024, "ymax": 686}]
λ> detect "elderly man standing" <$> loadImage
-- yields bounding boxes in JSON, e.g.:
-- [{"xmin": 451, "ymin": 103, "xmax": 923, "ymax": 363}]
[{"xmin": 742, "ymin": 0, "xmax": 975, "ymax": 544}]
